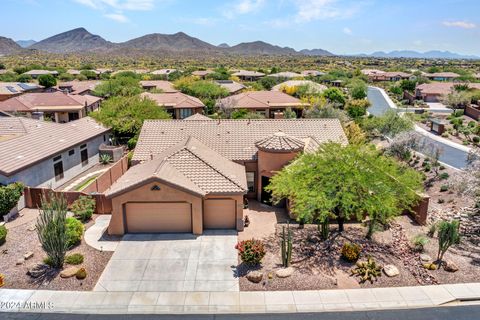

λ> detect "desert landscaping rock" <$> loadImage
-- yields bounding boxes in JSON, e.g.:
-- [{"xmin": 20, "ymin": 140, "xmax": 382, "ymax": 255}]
[
  {"xmin": 27, "ymin": 263, "xmax": 49, "ymax": 278},
  {"xmin": 276, "ymin": 267, "xmax": 295, "ymax": 278},
  {"xmin": 383, "ymin": 264, "xmax": 399, "ymax": 277},
  {"xmin": 16, "ymin": 258, "xmax": 24, "ymax": 265},
  {"xmin": 420, "ymin": 254, "xmax": 432, "ymax": 262},
  {"xmin": 246, "ymin": 271, "xmax": 263, "ymax": 283},
  {"xmin": 23, "ymin": 251, "xmax": 34, "ymax": 260},
  {"xmin": 60, "ymin": 266, "xmax": 80, "ymax": 278},
  {"xmin": 444, "ymin": 261, "xmax": 459, "ymax": 272}
]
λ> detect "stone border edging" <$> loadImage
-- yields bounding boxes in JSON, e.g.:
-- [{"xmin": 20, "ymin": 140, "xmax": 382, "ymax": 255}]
[{"xmin": 1, "ymin": 283, "xmax": 479, "ymax": 314}]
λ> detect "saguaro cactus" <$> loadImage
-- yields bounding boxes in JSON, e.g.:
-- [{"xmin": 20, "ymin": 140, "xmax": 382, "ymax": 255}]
[{"xmin": 280, "ymin": 223, "xmax": 293, "ymax": 267}]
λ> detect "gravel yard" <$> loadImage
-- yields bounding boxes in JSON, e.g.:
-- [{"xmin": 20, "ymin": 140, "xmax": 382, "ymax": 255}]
[{"xmin": 0, "ymin": 210, "xmax": 112, "ymax": 291}]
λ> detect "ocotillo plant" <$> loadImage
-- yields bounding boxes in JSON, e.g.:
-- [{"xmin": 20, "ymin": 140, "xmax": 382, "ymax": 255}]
[{"xmin": 280, "ymin": 223, "xmax": 293, "ymax": 267}]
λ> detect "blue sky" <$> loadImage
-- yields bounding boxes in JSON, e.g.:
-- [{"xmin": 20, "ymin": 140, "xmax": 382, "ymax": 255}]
[{"xmin": 2, "ymin": 0, "xmax": 480, "ymax": 55}]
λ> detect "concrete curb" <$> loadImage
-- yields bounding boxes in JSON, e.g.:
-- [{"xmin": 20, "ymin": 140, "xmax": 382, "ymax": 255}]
[
  {"xmin": 414, "ymin": 125, "xmax": 472, "ymax": 153},
  {"xmin": 1, "ymin": 283, "xmax": 480, "ymax": 314}
]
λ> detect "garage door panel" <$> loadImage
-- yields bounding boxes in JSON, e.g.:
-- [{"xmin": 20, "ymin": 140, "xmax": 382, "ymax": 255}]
[
  {"xmin": 204, "ymin": 199, "xmax": 236, "ymax": 229},
  {"xmin": 125, "ymin": 202, "xmax": 192, "ymax": 233}
]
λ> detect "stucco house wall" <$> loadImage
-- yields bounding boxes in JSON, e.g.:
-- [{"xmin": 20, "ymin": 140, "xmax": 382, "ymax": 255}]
[{"xmin": 0, "ymin": 134, "xmax": 107, "ymax": 189}]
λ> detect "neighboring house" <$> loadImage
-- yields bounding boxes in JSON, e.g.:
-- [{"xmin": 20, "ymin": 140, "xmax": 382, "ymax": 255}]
[
  {"xmin": 423, "ymin": 72, "xmax": 460, "ymax": 82},
  {"xmin": 217, "ymin": 91, "xmax": 308, "ymax": 118},
  {"xmin": 0, "ymin": 91, "xmax": 102, "ymax": 122},
  {"xmin": 151, "ymin": 69, "xmax": 177, "ymax": 75},
  {"xmin": 215, "ymin": 80, "xmax": 245, "ymax": 95},
  {"xmin": 272, "ymin": 80, "xmax": 327, "ymax": 94},
  {"xmin": 106, "ymin": 118, "xmax": 347, "ymax": 235},
  {"xmin": 141, "ymin": 92, "xmax": 205, "ymax": 119},
  {"xmin": 369, "ymin": 72, "xmax": 413, "ymax": 82},
  {"xmin": 301, "ymin": 70, "xmax": 326, "ymax": 77},
  {"xmin": 0, "ymin": 116, "xmax": 110, "ymax": 188},
  {"xmin": 232, "ymin": 70, "xmax": 265, "ymax": 81},
  {"xmin": 192, "ymin": 70, "xmax": 214, "ymax": 79},
  {"xmin": 361, "ymin": 69, "xmax": 385, "ymax": 76},
  {"xmin": 67, "ymin": 69, "xmax": 100, "ymax": 77},
  {"xmin": 415, "ymin": 82, "xmax": 480, "ymax": 102},
  {"xmin": 23, "ymin": 70, "xmax": 58, "ymax": 78},
  {"xmin": 139, "ymin": 80, "xmax": 178, "ymax": 93},
  {"xmin": 269, "ymin": 72, "xmax": 302, "ymax": 79},
  {"xmin": 56, "ymin": 80, "xmax": 101, "ymax": 95},
  {"xmin": 0, "ymin": 82, "xmax": 43, "ymax": 101}
]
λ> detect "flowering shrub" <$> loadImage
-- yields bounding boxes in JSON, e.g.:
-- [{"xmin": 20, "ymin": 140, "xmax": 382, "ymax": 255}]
[
  {"xmin": 235, "ymin": 239, "xmax": 266, "ymax": 265},
  {"xmin": 341, "ymin": 242, "xmax": 362, "ymax": 262}
]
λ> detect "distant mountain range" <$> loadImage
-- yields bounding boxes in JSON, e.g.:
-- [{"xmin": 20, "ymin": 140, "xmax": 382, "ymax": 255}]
[
  {"xmin": 1, "ymin": 27, "xmax": 333, "ymax": 56},
  {"xmin": 356, "ymin": 50, "xmax": 479, "ymax": 59},
  {"xmin": 1, "ymin": 28, "xmax": 478, "ymax": 59},
  {"xmin": 16, "ymin": 39, "xmax": 36, "ymax": 48}
]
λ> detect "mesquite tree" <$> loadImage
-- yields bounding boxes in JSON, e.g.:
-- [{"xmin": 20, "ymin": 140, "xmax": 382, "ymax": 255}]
[
  {"xmin": 267, "ymin": 143, "xmax": 423, "ymax": 239},
  {"xmin": 36, "ymin": 193, "xmax": 68, "ymax": 268}
]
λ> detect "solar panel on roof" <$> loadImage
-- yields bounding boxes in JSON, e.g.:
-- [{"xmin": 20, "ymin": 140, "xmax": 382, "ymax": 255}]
[
  {"xmin": 6, "ymin": 86, "xmax": 18, "ymax": 93},
  {"xmin": 17, "ymin": 83, "xmax": 35, "ymax": 90}
]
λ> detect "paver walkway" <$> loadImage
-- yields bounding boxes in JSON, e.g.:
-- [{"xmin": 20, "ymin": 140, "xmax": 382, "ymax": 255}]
[
  {"xmin": 94, "ymin": 231, "xmax": 239, "ymax": 292},
  {"xmin": 1, "ymin": 283, "xmax": 479, "ymax": 314}
]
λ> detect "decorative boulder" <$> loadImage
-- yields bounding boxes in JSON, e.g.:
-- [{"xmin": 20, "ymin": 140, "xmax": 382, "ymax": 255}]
[
  {"xmin": 16, "ymin": 258, "xmax": 24, "ymax": 265},
  {"xmin": 420, "ymin": 254, "xmax": 432, "ymax": 262},
  {"xmin": 383, "ymin": 264, "xmax": 399, "ymax": 277},
  {"xmin": 23, "ymin": 252, "xmax": 34, "ymax": 260},
  {"xmin": 444, "ymin": 261, "xmax": 459, "ymax": 273},
  {"xmin": 60, "ymin": 266, "xmax": 80, "ymax": 278},
  {"xmin": 276, "ymin": 267, "xmax": 295, "ymax": 278},
  {"xmin": 246, "ymin": 271, "xmax": 263, "ymax": 283},
  {"xmin": 27, "ymin": 263, "xmax": 49, "ymax": 278}
]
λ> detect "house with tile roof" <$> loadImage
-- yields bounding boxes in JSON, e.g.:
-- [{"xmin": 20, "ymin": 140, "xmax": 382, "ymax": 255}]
[
  {"xmin": 216, "ymin": 91, "xmax": 309, "ymax": 118},
  {"xmin": 22, "ymin": 70, "xmax": 59, "ymax": 78},
  {"xmin": 232, "ymin": 70, "xmax": 265, "ymax": 81},
  {"xmin": 269, "ymin": 71, "xmax": 302, "ymax": 79},
  {"xmin": 139, "ymin": 80, "xmax": 178, "ymax": 93},
  {"xmin": 215, "ymin": 80, "xmax": 246, "ymax": 95},
  {"xmin": 0, "ymin": 82, "xmax": 43, "ymax": 102},
  {"xmin": 415, "ymin": 82, "xmax": 480, "ymax": 102},
  {"xmin": 141, "ymin": 92, "xmax": 205, "ymax": 119},
  {"xmin": 0, "ymin": 91, "xmax": 101, "ymax": 122},
  {"xmin": 105, "ymin": 118, "xmax": 347, "ymax": 235},
  {"xmin": 56, "ymin": 80, "xmax": 101, "ymax": 95},
  {"xmin": 0, "ymin": 116, "xmax": 110, "ymax": 188},
  {"xmin": 423, "ymin": 72, "xmax": 460, "ymax": 82}
]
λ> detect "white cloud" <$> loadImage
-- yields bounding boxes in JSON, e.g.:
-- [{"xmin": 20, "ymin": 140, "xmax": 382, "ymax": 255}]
[
  {"xmin": 104, "ymin": 13, "xmax": 129, "ymax": 23},
  {"xmin": 293, "ymin": 0, "xmax": 363, "ymax": 23},
  {"xmin": 442, "ymin": 20, "xmax": 476, "ymax": 29},
  {"xmin": 223, "ymin": 0, "xmax": 266, "ymax": 19},
  {"xmin": 343, "ymin": 27, "xmax": 352, "ymax": 35},
  {"xmin": 74, "ymin": 0, "xmax": 155, "ymax": 11}
]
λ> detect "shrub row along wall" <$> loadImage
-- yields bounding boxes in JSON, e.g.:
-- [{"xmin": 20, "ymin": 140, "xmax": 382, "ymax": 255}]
[{"xmin": 23, "ymin": 155, "xmax": 128, "ymax": 214}]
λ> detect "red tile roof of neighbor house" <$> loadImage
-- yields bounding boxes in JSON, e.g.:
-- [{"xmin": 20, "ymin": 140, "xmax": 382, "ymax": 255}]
[
  {"xmin": 139, "ymin": 80, "xmax": 178, "ymax": 93},
  {"xmin": 23, "ymin": 70, "xmax": 58, "ymax": 76},
  {"xmin": 106, "ymin": 136, "xmax": 248, "ymax": 198},
  {"xmin": 183, "ymin": 113, "xmax": 212, "ymax": 121},
  {"xmin": 0, "ymin": 92, "xmax": 97, "ymax": 113},
  {"xmin": 192, "ymin": 70, "xmax": 214, "ymax": 77},
  {"xmin": 269, "ymin": 72, "xmax": 302, "ymax": 78},
  {"xmin": 255, "ymin": 131, "xmax": 306, "ymax": 153},
  {"xmin": 416, "ymin": 82, "xmax": 480, "ymax": 95},
  {"xmin": 215, "ymin": 80, "xmax": 245, "ymax": 94},
  {"xmin": 141, "ymin": 92, "xmax": 205, "ymax": 108},
  {"xmin": 57, "ymin": 80, "xmax": 101, "ymax": 94},
  {"xmin": 0, "ymin": 117, "xmax": 110, "ymax": 176},
  {"xmin": 232, "ymin": 70, "xmax": 265, "ymax": 77},
  {"xmin": 133, "ymin": 119, "xmax": 347, "ymax": 163},
  {"xmin": 217, "ymin": 91, "xmax": 307, "ymax": 109},
  {"xmin": 424, "ymin": 72, "xmax": 460, "ymax": 78}
]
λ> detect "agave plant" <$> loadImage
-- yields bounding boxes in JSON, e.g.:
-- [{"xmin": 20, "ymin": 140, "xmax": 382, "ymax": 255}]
[{"xmin": 99, "ymin": 154, "xmax": 112, "ymax": 165}]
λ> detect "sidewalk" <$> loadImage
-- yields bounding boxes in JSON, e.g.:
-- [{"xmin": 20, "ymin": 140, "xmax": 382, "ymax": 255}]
[{"xmin": 1, "ymin": 283, "xmax": 479, "ymax": 314}]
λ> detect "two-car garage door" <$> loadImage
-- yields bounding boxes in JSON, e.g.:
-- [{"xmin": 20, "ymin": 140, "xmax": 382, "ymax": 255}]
[
  {"xmin": 124, "ymin": 199, "xmax": 237, "ymax": 233},
  {"xmin": 125, "ymin": 202, "xmax": 192, "ymax": 233}
]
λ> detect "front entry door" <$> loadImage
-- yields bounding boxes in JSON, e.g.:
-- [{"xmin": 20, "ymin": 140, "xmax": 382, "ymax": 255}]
[{"xmin": 261, "ymin": 176, "xmax": 272, "ymax": 205}]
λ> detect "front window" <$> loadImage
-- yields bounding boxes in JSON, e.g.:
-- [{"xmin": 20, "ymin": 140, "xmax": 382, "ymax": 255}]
[
  {"xmin": 246, "ymin": 172, "xmax": 255, "ymax": 193},
  {"xmin": 179, "ymin": 108, "xmax": 193, "ymax": 119}
]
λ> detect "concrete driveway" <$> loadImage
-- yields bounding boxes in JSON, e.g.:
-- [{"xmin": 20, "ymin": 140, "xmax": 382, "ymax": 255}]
[{"xmin": 94, "ymin": 230, "xmax": 239, "ymax": 292}]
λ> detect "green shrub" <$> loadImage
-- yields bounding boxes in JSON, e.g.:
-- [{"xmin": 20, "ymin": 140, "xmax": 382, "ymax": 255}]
[
  {"xmin": 99, "ymin": 154, "xmax": 112, "ymax": 165},
  {"xmin": 439, "ymin": 172, "xmax": 450, "ymax": 180},
  {"xmin": 0, "ymin": 182, "xmax": 24, "ymax": 216},
  {"xmin": 65, "ymin": 253, "xmax": 84, "ymax": 265},
  {"xmin": 0, "ymin": 225, "xmax": 7, "ymax": 246},
  {"xmin": 71, "ymin": 196, "xmax": 96, "ymax": 222},
  {"xmin": 440, "ymin": 185, "xmax": 449, "ymax": 192},
  {"xmin": 411, "ymin": 234, "xmax": 429, "ymax": 252},
  {"xmin": 43, "ymin": 256, "xmax": 54, "ymax": 267},
  {"xmin": 439, "ymin": 165, "xmax": 446, "ymax": 170},
  {"xmin": 473, "ymin": 136, "xmax": 480, "ymax": 144},
  {"xmin": 424, "ymin": 164, "xmax": 431, "ymax": 172},
  {"xmin": 437, "ymin": 220, "xmax": 460, "ymax": 262},
  {"xmin": 341, "ymin": 242, "xmax": 362, "ymax": 262},
  {"xmin": 65, "ymin": 217, "xmax": 84, "ymax": 249},
  {"xmin": 235, "ymin": 239, "xmax": 266, "ymax": 265}
]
